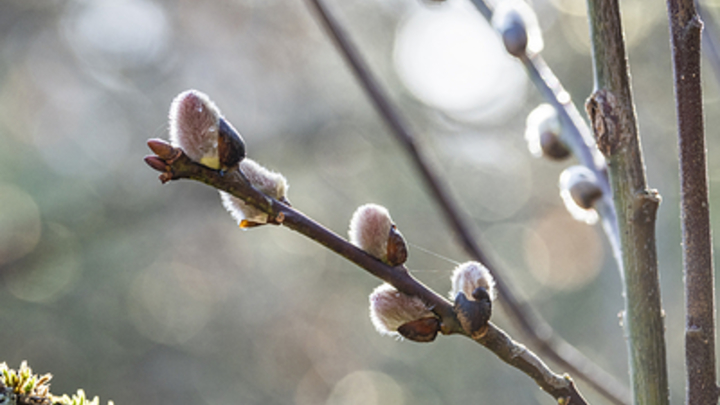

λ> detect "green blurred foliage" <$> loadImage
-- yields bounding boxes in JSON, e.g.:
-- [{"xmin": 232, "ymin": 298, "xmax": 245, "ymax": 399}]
[{"xmin": 0, "ymin": 0, "xmax": 719, "ymax": 404}]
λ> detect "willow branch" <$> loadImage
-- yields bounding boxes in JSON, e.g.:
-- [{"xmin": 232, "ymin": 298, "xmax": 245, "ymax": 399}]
[
  {"xmin": 522, "ymin": 56, "xmax": 622, "ymax": 265},
  {"xmin": 144, "ymin": 144, "xmax": 588, "ymax": 404},
  {"xmin": 666, "ymin": 0, "xmax": 719, "ymax": 403},
  {"xmin": 304, "ymin": 0, "xmax": 628, "ymax": 403},
  {"xmin": 467, "ymin": 0, "xmax": 623, "ymax": 271},
  {"xmin": 584, "ymin": 0, "xmax": 669, "ymax": 403}
]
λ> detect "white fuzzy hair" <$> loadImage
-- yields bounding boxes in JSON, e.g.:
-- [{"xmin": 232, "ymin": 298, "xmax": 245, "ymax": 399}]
[
  {"xmin": 369, "ymin": 283, "xmax": 433, "ymax": 337},
  {"xmin": 220, "ymin": 159, "xmax": 288, "ymax": 226},
  {"xmin": 348, "ymin": 204, "xmax": 393, "ymax": 261},
  {"xmin": 168, "ymin": 90, "xmax": 222, "ymax": 167},
  {"xmin": 449, "ymin": 261, "xmax": 497, "ymax": 302}
]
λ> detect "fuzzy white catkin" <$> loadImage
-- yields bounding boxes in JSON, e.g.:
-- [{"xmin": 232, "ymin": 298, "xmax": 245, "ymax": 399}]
[
  {"xmin": 525, "ymin": 103, "xmax": 561, "ymax": 157},
  {"xmin": 168, "ymin": 89, "xmax": 223, "ymax": 169},
  {"xmin": 369, "ymin": 283, "xmax": 434, "ymax": 337},
  {"xmin": 559, "ymin": 165, "xmax": 600, "ymax": 225},
  {"xmin": 449, "ymin": 261, "xmax": 496, "ymax": 302},
  {"xmin": 220, "ymin": 158, "xmax": 288, "ymax": 226},
  {"xmin": 348, "ymin": 204, "xmax": 394, "ymax": 261}
]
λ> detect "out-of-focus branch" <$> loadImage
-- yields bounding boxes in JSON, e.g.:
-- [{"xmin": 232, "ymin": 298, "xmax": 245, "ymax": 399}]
[
  {"xmin": 144, "ymin": 142, "xmax": 589, "ymax": 404},
  {"xmin": 467, "ymin": 0, "xmax": 623, "ymax": 270},
  {"xmin": 304, "ymin": 0, "xmax": 629, "ymax": 404},
  {"xmin": 696, "ymin": 0, "xmax": 720, "ymax": 86},
  {"xmin": 585, "ymin": 0, "xmax": 669, "ymax": 404},
  {"xmin": 521, "ymin": 56, "xmax": 622, "ymax": 268},
  {"xmin": 666, "ymin": 0, "xmax": 719, "ymax": 403}
]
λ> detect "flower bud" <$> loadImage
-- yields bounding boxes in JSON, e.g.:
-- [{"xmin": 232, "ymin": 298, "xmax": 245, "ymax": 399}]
[
  {"xmin": 397, "ymin": 317, "xmax": 441, "ymax": 342},
  {"xmin": 348, "ymin": 204, "xmax": 408, "ymax": 266},
  {"xmin": 559, "ymin": 165, "xmax": 602, "ymax": 225},
  {"xmin": 220, "ymin": 158, "xmax": 289, "ymax": 228},
  {"xmin": 525, "ymin": 104, "xmax": 569, "ymax": 160},
  {"xmin": 449, "ymin": 261, "xmax": 496, "ymax": 302},
  {"xmin": 492, "ymin": 0, "xmax": 544, "ymax": 57},
  {"xmin": 147, "ymin": 138, "xmax": 179, "ymax": 160},
  {"xmin": 369, "ymin": 283, "xmax": 438, "ymax": 341},
  {"xmin": 168, "ymin": 90, "xmax": 245, "ymax": 174},
  {"xmin": 144, "ymin": 156, "xmax": 168, "ymax": 172},
  {"xmin": 495, "ymin": 10, "xmax": 527, "ymax": 57},
  {"xmin": 453, "ymin": 289, "xmax": 492, "ymax": 339},
  {"xmin": 386, "ymin": 225, "xmax": 408, "ymax": 267}
]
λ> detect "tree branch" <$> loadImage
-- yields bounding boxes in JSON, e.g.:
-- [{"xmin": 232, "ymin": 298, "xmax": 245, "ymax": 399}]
[
  {"xmin": 467, "ymin": 0, "xmax": 623, "ymax": 274},
  {"xmin": 666, "ymin": 0, "xmax": 719, "ymax": 403},
  {"xmin": 304, "ymin": 0, "xmax": 629, "ymax": 403},
  {"xmin": 584, "ymin": 0, "xmax": 669, "ymax": 403},
  {"xmin": 145, "ymin": 144, "xmax": 588, "ymax": 404}
]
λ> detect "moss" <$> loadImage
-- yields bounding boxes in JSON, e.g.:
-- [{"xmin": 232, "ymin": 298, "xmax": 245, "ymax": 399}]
[{"xmin": 0, "ymin": 363, "xmax": 111, "ymax": 405}]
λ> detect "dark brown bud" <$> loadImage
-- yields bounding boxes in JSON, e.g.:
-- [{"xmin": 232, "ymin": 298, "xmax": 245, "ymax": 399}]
[
  {"xmin": 386, "ymin": 225, "xmax": 408, "ymax": 267},
  {"xmin": 499, "ymin": 14, "xmax": 528, "ymax": 57},
  {"xmin": 144, "ymin": 155, "xmax": 168, "ymax": 172},
  {"xmin": 492, "ymin": 0, "xmax": 544, "ymax": 56},
  {"xmin": 559, "ymin": 166, "xmax": 602, "ymax": 224},
  {"xmin": 217, "ymin": 117, "xmax": 246, "ymax": 175},
  {"xmin": 454, "ymin": 290, "xmax": 492, "ymax": 339},
  {"xmin": 147, "ymin": 138, "xmax": 180, "ymax": 160},
  {"xmin": 471, "ymin": 286, "xmax": 491, "ymax": 302},
  {"xmin": 525, "ymin": 104, "xmax": 570, "ymax": 160},
  {"xmin": 397, "ymin": 317, "xmax": 441, "ymax": 343},
  {"xmin": 539, "ymin": 131, "xmax": 571, "ymax": 160},
  {"xmin": 569, "ymin": 178, "xmax": 603, "ymax": 210}
]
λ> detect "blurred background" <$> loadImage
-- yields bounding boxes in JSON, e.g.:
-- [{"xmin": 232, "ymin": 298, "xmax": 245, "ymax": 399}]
[{"xmin": 1, "ymin": 0, "xmax": 718, "ymax": 403}]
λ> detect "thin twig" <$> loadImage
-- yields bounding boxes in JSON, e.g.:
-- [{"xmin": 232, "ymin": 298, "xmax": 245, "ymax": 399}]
[
  {"xmin": 144, "ymin": 144, "xmax": 589, "ymax": 404},
  {"xmin": 585, "ymin": 0, "xmax": 669, "ymax": 403},
  {"xmin": 304, "ymin": 1, "xmax": 629, "ymax": 404},
  {"xmin": 666, "ymin": 0, "xmax": 719, "ymax": 403}
]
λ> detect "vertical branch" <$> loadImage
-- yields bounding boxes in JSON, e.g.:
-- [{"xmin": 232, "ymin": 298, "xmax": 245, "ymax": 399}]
[
  {"xmin": 584, "ymin": 0, "xmax": 669, "ymax": 404},
  {"xmin": 666, "ymin": 0, "xmax": 720, "ymax": 403}
]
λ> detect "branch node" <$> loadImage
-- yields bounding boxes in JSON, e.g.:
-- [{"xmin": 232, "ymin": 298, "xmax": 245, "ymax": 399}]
[
  {"xmin": 632, "ymin": 189, "xmax": 661, "ymax": 223},
  {"xmin": 585, "ymin": 89, "xmax": 621, "ymax": 156},
  {"xmin": 275, "ymin": 211, "xmax": 285, "ymax": 224}
]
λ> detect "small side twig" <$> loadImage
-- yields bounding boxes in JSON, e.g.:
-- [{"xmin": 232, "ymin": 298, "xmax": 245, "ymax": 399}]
[
  {"xmin": 304, "ymin": 0, "xmax": 628, "ymax": 404},
  {"xmin": 666, "ymin": 0, "xmax": 719, "ymax": 403},
  {"xmin": 145, "ymin": 144, "xmax": 588, "ymax": 404}
]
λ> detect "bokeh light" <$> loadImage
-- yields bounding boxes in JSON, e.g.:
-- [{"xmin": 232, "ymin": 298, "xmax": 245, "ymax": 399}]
[
  {"xmin": 62, "ymin": 0, "xmax": 170, "ymax": 75},
  {"xmin": 0, "ymin": 183, "xmax": 42, "ymax": 266},
  {"xmin": 325, "ymin": 370, "xmax": 405, "ymax": 405},
  {"xmin": 128, "ymin": 262, "xmax": 220, "ymax": 346},
  {"xmin": 393, "ymin": 1, "xmax": 527, "ymax": 123},
  {"xmin": 524, "ymin": 209, "xmax": 604, "ymax": 290},
  {"xmin": 4, "ymin": 222, "xmax": 80, "ymax": 303}
]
